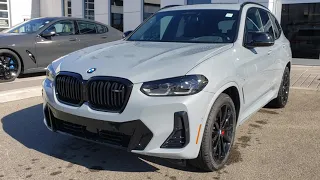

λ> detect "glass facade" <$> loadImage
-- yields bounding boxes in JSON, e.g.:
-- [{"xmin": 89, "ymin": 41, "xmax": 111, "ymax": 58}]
[
  {"xmin": 111, "ymin": 0, "xmax": 123, "ymax": 32},
  {"xmin": 281, "ymin": 3, "xmax": 320, "ymax": 60},
  {"xmin": 84, "ymin": 0, "xmax": 95, "ymax": 20},
  {"xmin": 143, "ymin": 0, "xmax": 160, "ymax": 20},
  {"xmin": 0, "ymin": 0, "xmax": 9, "ymax": 31},
  {"xmin": 63, "ymin": 0, "xmax": 72, "ymax": 17},
  {"xmin": 187, "ymin": 0, "xmax": 211, "ymax": 5}
]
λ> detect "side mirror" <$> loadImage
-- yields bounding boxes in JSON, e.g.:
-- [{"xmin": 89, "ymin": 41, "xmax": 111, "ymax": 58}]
[
  {"xmin": 41, "ymin": 28, "xmax": 56, "ymax": 38},
  {"xmin": 245, "ymin": 32, "xmax": 274, "ymax": 48},
  {"xmin": 123, "ymin": 30, "xmax": 133, "ymax": 38}
]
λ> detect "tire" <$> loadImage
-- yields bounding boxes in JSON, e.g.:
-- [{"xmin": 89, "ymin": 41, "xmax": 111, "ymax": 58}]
[
  {"xmin": 0, "ymin": 49, "xmax": 22, "ymax": 83},
  {"xmin": 267, "ymin": 67, "xmax": 290, "ymax": 108},
  {"xmin": 189, "ymin": 93, "xmax": 237, "ymax": 171}
]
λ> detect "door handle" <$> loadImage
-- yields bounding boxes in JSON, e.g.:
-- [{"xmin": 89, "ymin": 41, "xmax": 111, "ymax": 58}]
[
  {"xmin": 268, "ymin": 50, "xmax": 272, "ymax": 55},
  {"xmin": 69, "ymin": 38, "xmax": 77, "ymax": 41},
  {"xmin": 101, "ymin": 36, "xmax": 108, "ymax": 39}
]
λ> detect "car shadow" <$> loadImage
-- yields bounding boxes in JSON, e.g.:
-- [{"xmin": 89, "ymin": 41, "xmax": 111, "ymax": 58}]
[
  {"xmin": 18, "ymin": 72, "xmax": 46, "ymax": 79},
  {"xmin": 1, "ymin": 104, "xmax": 203, "ymax": 173}
]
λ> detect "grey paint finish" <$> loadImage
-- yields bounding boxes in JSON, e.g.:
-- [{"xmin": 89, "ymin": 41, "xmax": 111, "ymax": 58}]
[{"xmin": 0, "ymin": 17, "xmax": 123, "ymax": 74}]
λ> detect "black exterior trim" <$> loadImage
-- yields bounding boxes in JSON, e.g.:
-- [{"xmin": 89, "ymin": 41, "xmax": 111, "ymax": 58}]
[
  {"xmin": 45, "ymin": 104, "xmax": 153, "ymax": 151},
  {"xmin": 55, "ymin": 71, "xmax": 133, "ymax": 113},
  {"xmin": 55, "ymin": 71, "xmax": 84, "ymax": 107},
  {"xmin": 234, "ymin": 2, "xmax": 269, "ymax": 42},
  {"xmin": 87, "ymin": 76, "xmax": 133, "ymax": 113},
  {"xmin": 161, "ymin": 111, "xmax": 190, "ymax": 149},
  {"xmin": 26, "ymin": 50, "xmax": 36, "ymax": 63},
  {"xmin": 241, "ymin": 2, "xmax": 267, "ymax": 9},
  {"xmin": 160, "ymin": 5, "xmax": 181, "ymax": 10}
]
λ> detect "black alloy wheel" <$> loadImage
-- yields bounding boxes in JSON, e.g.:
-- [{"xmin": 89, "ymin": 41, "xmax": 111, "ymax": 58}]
[
  {"xmin": 212, "ymin": 104, "xmax": 235, "ymax": 163},
  {"xmin": 189, "ymin": 93, "xmax": 237, "ymax": 171},
  {"xmin": 267, "ymin": 67, "xmax": 290, "ymax": 108},
  {"xmin": 0, "ymin": 50, "xmax": 21, "ymax": 82},
  {"xmin": 280, "ymin": 68, "xmax": 290, "ymax": 105}
]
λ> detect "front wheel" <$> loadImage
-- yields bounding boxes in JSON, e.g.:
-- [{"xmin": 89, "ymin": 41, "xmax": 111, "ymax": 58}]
[
  {"xmin": 189, "ymin": 93, "xmax": 237, "ymax": 171},
  {"xmin": 0, "ymin": 49, "xmax": 22, "ymax": 83}
]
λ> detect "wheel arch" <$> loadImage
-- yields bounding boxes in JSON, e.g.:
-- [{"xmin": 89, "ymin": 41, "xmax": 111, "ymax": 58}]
[
  {"xmin": 198, "ymin": 82, "xmax": 243, "ymax": 146},
  {"xmin": 0, "ymin": 48, "xmax": 24, "ymax": 74},
  {"xmin": 193, "ymin": 82, "xmax": 243, "ymax": 162}
]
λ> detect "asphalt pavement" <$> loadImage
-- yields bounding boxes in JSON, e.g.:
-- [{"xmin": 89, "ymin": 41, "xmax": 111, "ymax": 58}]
[{"xmin": 0, "ymin": 89, "xmax": 319, "ymax": 180}]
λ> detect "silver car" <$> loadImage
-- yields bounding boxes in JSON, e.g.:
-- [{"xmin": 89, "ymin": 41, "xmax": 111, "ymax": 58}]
[{"xmin": 0, "ymin": 17, "xmax": 123, "ymax": 82}]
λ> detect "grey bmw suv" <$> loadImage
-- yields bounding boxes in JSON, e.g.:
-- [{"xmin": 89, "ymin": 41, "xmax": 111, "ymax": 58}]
[{"xmin": 0, "ymin": 17, "xmax": 123, "ymax": 82}]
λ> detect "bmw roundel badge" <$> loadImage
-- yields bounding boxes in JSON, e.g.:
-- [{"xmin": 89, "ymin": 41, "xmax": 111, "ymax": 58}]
[{"xmin": 87, "ymin": 68, "xmax": 96, "ymax": 74}]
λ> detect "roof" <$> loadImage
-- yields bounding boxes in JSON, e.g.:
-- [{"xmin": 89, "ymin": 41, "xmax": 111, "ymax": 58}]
[
  {"xmin": 27, "ymin": 16, "xmax": 106, "ymax": 24},
  {"xmin": 160, "ymin": 4, "xmax": 242, "ymax": 12},
  {"xmin": 159, "ymin": 2, "xmax": 268, "ymax": 12}
]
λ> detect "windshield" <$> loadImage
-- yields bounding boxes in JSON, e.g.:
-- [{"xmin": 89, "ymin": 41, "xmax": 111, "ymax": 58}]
[
  {"xmin": 128, "ymin": 9, "xmax": 239, "ymax": 43},
  {"xmin": 4, "ymin": 18, "xmax": 55, "ymax": 34}
]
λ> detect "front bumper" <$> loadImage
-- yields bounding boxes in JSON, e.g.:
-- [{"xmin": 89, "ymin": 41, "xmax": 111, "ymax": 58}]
[{"xmin": 42, "ymin": 78, "xmax": 214, "ymax": 159}]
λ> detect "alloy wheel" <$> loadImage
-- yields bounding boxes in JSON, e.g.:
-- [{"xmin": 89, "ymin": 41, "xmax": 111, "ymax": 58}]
[
  {"xmin": 0, "ymin": 53, "xmax": 19, "ymax": 81},
  {"xmin": 212, "ymin": 104, "xmax": 235, "ymax": 163},
  {"xmin": 281, "ymin": 70, "xmax": 290, "ymax": 105}
]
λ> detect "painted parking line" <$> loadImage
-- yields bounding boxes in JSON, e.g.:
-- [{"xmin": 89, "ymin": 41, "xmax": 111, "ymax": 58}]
[{"xmin": 0, "ymin": 86, "xmax": 42, "ymax": 103}]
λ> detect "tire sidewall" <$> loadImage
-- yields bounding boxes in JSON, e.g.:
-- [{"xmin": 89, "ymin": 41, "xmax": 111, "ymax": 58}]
[
  {"xmin": 278, "ymin": 67, "xmax": 290, "ymax": 107},
  {"xmin": 0, "ymin": 49, "xmax": 22, "ymax": 82},
  {"xmin": 202, "ymin": 94, "xmax": 237, "ymax": 170}
]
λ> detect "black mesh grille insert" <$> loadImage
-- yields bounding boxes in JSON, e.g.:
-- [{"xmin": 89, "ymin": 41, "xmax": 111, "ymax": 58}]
[{"xmin": 56, "ymin": 75, "xmax": 83, "ymax": 105}]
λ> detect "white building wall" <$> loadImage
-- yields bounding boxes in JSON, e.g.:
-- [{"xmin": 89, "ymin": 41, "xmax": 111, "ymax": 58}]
[
  {"xmin": 282, "ymin": 0, "xmax": 320, "ymax": 3},
  {"xmin": 95, "ymin": 0, "xmax": 110, "ymax": 25},
  {"xmin": 40, "ymin": 0, "xmax": 62, "ymax": 17},
  {"xmin": 161, "ymin": 0, "xmax": 186, "ymax": 7},
  {"xmin": 123, "ymin": 0, "xmax": 143, "ymax": 32},
  {"xmin": 10, "ymin": 0, "xmax": 40, "ymax": 26},
  {"xmin": 71, "ymin": 0, "xmax": 84, "ymax": 18}
]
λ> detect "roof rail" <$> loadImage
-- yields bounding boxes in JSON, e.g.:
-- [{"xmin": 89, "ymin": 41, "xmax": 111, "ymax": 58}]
[
  {"xmin": 241, "ymin": 2, "xmax": 267, "ymax": 9},
  {"xmin": 160, "ymin": 5, "xmax": 181, "ymax": 10}
]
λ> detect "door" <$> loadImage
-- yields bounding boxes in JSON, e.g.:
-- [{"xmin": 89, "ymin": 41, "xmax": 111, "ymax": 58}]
[
  {"xmin": 241, "ymin": 7, "xmax": 276, "ymax": 110},
  {"xmin": 269, "ymin": 13, "xmax": 287, "ymax": 86},
  {"xmin": 258, "ymin": 9, "xmax": 280, "ymax": 90},
  {"xmin": 35, "ymin": 20, "xmax": 81, "ymax": 68},
  {"xmin": 75, "ymin": 21, "xmax": 111, "ymax": 48}
]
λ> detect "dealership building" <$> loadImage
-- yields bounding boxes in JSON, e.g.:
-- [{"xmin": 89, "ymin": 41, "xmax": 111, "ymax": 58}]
[{"xmin": 0, "ymin": 0, "xmax": 319, "ymax": 64}]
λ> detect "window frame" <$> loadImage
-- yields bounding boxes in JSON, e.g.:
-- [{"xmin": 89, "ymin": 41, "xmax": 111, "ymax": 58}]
[
  {"xmin": 243, "ymin": 7, "xmax": 263, "ymax": 47},
  {"xmin": 84, "ymin": 0, "xmax": 95, "ymax": 20},
  {"xmin": 95, "ymin": 23, "xmax": 108, "ymax": 34},
  {"xmin": 63, "ymin": 0, "xmax": 72, "ymax": 17},
  {"xmin": 0, "ymin": 0, "xmax": 10, "ymax": 30},
  {"xmin": 76, "ymin": 20, "xmax": 98, "ymax": 35},
  {"xmin": 269, "ymin": 13, "xmax": 282, "ymax": 40},
  {"xmin": 243, "ymin": 6, "xmax": 277, "ymax": 47},
  {"xmin": 41, "ymin": 20, "xmax": 76, "ymax": 36},
  {"xmin": 258, "ymin": 8, "xmax": 276, "ymax": 40}
]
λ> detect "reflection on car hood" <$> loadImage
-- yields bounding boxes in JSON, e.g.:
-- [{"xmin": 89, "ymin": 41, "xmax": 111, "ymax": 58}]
[{"xmin": 54, "ymin": 40, "xmax": 233, "ymax": 83}]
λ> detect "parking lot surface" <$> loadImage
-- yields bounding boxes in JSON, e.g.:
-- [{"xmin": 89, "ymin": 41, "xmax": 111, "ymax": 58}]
[{"xmin": 0, "ymin": 89, "xmax": 320, "ymax": 180}]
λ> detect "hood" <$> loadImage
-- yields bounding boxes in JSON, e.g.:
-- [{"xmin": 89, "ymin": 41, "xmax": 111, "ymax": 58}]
[{"xmin": 54, "ymin": 40, "xmax": 233, "ymax": 83}]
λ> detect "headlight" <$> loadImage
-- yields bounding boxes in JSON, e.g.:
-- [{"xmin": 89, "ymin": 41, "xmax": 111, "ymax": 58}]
[
  {"xmin": 140, "ymin": 75, "xmax": 208, "ymax": 96},
  {"xmin": 46, "ymin": 64, "xmax": 56, "ymax": 81}
]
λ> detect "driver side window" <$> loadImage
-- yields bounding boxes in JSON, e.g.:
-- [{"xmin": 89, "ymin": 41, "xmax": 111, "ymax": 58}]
[{"xmin": 46, "ymin": 20, "xmax": 75, "ymax": 36}]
